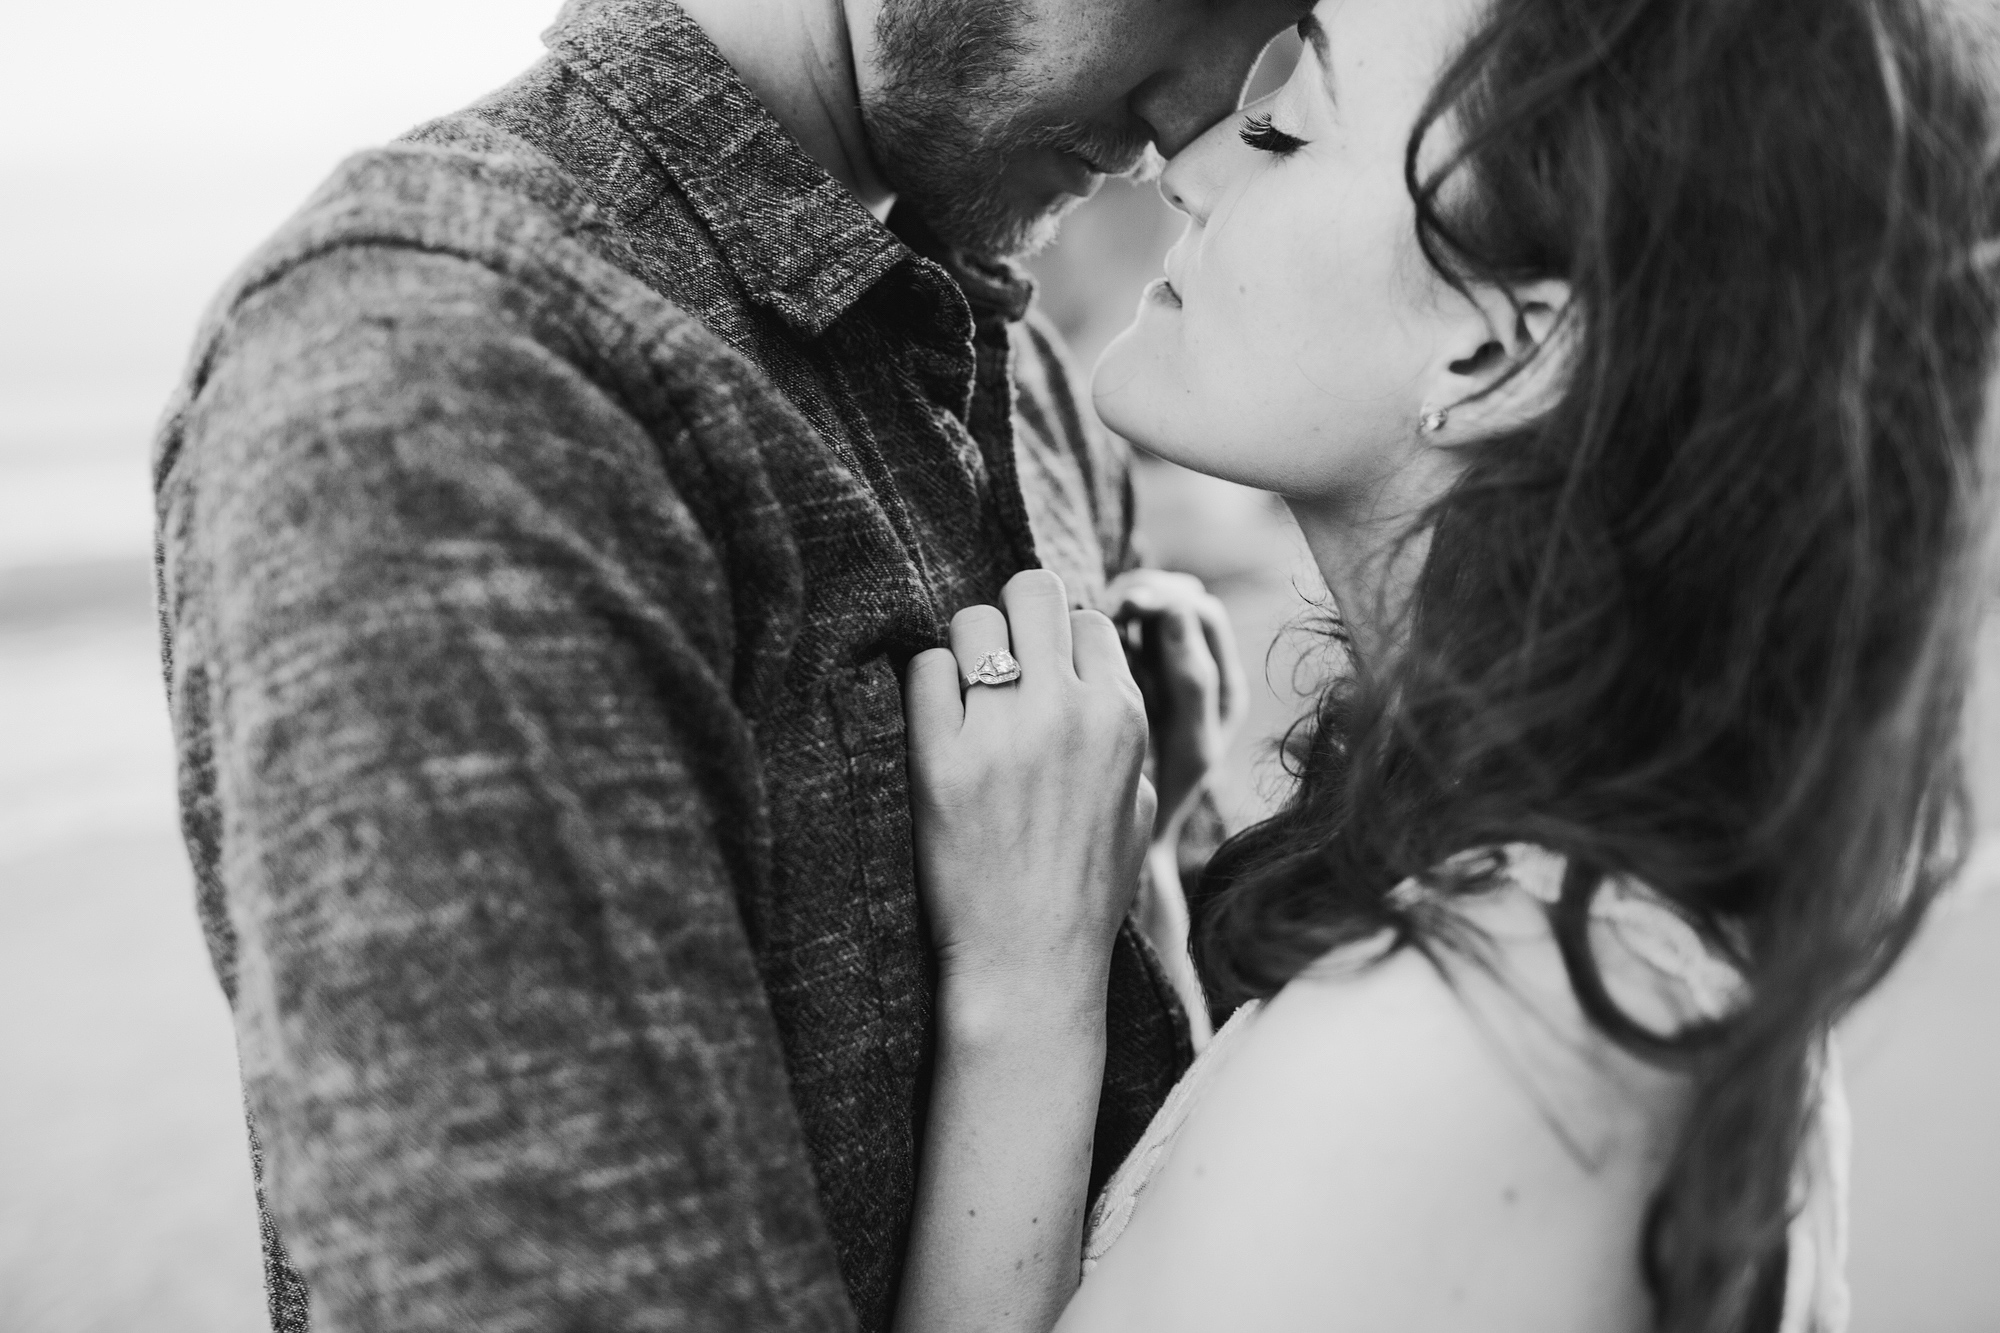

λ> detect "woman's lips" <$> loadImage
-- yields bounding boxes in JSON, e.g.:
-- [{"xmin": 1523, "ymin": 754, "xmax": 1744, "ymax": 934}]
[{"xmin": 1145, "ymin": 277, "xmax": 1183, "ymax": 309}]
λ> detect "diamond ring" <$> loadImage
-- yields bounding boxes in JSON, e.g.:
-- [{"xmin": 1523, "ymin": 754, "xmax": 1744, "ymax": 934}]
[{"xmin": 961, "ymin": 649, "xmax": 1023, "ymax": 689}]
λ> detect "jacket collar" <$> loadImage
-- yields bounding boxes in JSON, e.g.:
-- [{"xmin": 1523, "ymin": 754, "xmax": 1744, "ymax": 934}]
[{"xmin": 546, "ymin": 0, "xmax": 912, "ymax": 338}]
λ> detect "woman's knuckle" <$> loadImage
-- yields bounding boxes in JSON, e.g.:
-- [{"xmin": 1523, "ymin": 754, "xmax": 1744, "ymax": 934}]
[
  {"xmin": 1009, "ymin": 568, "xmax": 1067, "ymax": 602},
  {"xmin": 949, "ymin": 605, "xmax": 995, "ymax": 635},
  {"xmin": 1058, "ymin": 700, "xmax": 1093, "ymax": 741},
  {"xmin": 1077, "ymin": 682, "xmax": 1118, "ymax": 716},
  {"xmin": 1101, "ymin": 701, "xmax": 1143, "ymax": 746}
]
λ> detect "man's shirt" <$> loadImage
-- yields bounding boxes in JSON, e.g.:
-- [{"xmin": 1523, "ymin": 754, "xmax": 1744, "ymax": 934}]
[{"xmin": 153, "ymin": 2, "xmax": 1193, "ymax": 1330}]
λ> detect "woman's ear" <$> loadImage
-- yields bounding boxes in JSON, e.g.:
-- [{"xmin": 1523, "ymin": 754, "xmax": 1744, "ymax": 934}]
[{"xmin": 1422, "ymin": 279, "xmax": 1575, "ymax": 437}]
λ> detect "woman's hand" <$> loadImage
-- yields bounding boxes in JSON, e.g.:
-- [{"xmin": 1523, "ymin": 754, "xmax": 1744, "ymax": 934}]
[
  {"xmin": 905, "ymin": 569, "xmax": 1156, "ymax": 1009},
  {"xmin": 1105, "ymin": 569, "xmax": 1245, "ymax": 847},
  {"xmin": 897, "ymin": 568, "xmax": 1154, "ymax": 1333}
]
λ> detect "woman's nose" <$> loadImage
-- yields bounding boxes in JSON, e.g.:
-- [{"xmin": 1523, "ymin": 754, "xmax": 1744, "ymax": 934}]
[{"xmin": 1159, "ymin": 95, "xmax": 1264, "ymax": 224}]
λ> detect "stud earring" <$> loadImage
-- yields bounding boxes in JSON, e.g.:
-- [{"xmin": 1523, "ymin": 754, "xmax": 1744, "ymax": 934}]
[{"xmin": 1420, "ymin": 409, "xmax": 1450, "ymax": 434}]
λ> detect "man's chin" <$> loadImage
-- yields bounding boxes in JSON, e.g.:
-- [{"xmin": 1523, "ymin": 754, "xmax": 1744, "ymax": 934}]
[
  {"xmin": 869, "ymin": 120, "xmax": 1104, "ymax": 260},
  {"xmin": 991, "ymin": 192, "xmax": 1086, "ymax": 261},
  {"xmin": 906, "ymin": 182, "xmax": 1084, "ymax": 263},
  {"xmin": 948, "ymin": 144, "xmax": 1160, "ymax": 260}
]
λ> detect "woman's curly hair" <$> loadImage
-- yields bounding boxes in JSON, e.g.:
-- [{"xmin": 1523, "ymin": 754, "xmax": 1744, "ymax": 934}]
[{"xmin": 1197, "ymin": 2, "xmax": 2000, "ymax": 1329}]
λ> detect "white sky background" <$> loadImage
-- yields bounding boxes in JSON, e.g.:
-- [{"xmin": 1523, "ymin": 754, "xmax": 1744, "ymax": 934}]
[
  {"xmin": 0, "ymin": 1, "xmax": 561, "ymax": 163},
  {"xmin": 0, "ymin": 0, "xmax": 559, "ymax": 566}
]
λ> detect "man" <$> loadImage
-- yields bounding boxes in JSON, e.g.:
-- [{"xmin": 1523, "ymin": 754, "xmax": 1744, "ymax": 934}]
[{"xmin": 154, "ymin": 0, "xmax": 1300, "ymax": 1328}]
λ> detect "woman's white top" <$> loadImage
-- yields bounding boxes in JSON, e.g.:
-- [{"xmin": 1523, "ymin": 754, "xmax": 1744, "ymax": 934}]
[{"xmin": 1082, "ymin": 844, "xmax": 1850, "ymax": 1333}]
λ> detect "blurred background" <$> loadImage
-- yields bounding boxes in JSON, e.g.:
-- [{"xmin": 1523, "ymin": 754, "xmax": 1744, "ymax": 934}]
[{"xmin": 0, "ymin": 4, "xmax": 1994, "ymax": 1330}]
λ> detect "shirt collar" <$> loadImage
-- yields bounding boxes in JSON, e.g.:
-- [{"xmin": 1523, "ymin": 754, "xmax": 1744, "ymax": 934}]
[{"xmin": 545, "ymin": 0, "xmax": 909, "ymax": 338}]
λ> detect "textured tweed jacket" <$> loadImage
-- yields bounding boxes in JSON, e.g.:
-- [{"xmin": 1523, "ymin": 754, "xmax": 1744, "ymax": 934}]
[{"xmin": 152, "ymin": 2, "xmax": 1192, "ymax": 1330}]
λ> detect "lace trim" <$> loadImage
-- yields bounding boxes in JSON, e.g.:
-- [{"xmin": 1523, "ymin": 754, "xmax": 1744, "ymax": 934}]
[
  {"xmin": 1447, "ymin": 843, "xmax": 1746, "ymax": 1022},
  {"xmin": 1081, "ymin": 1000, "xmax": 1264, "ymax": 1274}
]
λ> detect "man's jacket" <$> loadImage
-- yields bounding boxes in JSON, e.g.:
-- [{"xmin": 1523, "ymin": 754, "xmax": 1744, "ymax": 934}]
[{"xmin": 153, "ymin": 1, "xmax": 1192, "ymax": 1329}]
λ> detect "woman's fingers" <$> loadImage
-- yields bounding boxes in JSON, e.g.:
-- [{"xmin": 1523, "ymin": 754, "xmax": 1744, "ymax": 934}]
[
  {"xmin": 1104, "ymin": 569, "xmax": 1205, "ymax": 621},
  {"xmin": 1156, "ymin": 594, "xmax": 1244, "ymax": 724},
  {"xmin": 1097, "ymin": 568, "xmax": 1247, "ymax": 843},
  {"xmin": 999, "ymin": 569, "xmax": 1074, "ymax": 680},
  {"xmin": 1156, "ymin": 600, "xmax": 1222, "ymax": 715},
  {"xmin": 949, "ymin": 603, "xmax": 1012, "ymax": 684},
  {"xmin": 1195, "ymin": 592, "xmax": 1246, "ymax": 726},
  {"xmin": 905, "ymin": 647, "xmax": 966, "ymax": 741},
  {"xmin": 1133, "ymin": 775, "xmax": 1160, "ymax": 853},
  {"xmin": 1070, "ymin": 608, "xmax": 1135, "ymax": 691},
  {"xmin": 1104, "ymin": 570, "xmax": 1244, "ymax": 723}
]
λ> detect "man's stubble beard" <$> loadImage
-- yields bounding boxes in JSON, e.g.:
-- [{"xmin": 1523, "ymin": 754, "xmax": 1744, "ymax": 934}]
[{"xmin": 865, "ymin": 0, "xmax": 1105, "ymax": 260}]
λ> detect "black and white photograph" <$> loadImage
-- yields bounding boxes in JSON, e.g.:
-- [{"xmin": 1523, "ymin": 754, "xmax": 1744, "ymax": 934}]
[{"xmin": 4, "ymin": 0, "xmax": 2000, "ymax": 1330}]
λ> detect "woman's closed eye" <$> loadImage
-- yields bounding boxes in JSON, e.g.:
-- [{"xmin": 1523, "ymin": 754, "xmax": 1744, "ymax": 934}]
[{"xmin": 1239, "ymin": 112, "xmax": 1309, "ymax": 158}]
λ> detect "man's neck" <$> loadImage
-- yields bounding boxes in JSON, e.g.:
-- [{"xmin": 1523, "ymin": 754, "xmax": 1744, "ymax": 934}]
[{"xmin": 674, "ymin": 0, "xmax": 896, "ymax": 221}]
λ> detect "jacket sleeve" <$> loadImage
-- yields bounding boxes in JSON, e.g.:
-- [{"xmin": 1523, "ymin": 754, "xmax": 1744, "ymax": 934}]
[{"xmin": 168, "ymin": 248, "xmax": 855, "ymax": 1332}]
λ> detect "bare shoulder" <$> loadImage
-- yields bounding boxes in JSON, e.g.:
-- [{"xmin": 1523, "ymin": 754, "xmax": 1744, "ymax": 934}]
[{"xmin": 1059, "ymin": 941, "xmax": 1673, "ymax": 1333}]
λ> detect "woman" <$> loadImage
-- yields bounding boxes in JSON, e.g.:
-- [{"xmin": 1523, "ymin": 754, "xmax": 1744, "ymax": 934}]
[{"xmin": 892, "ymin": 0, "xmax": 1999, "ymax": 1330}]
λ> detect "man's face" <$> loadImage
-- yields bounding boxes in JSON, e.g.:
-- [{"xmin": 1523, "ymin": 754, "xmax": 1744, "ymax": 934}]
[{"xmin": 851, "ymin": 0, "xmax": 1310, "ymax": 259}]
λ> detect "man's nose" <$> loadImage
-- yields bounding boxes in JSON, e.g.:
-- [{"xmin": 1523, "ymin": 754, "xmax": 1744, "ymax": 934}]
[{"xmin": 1131, "ymin": 4, "xmax": 1303, "ymax": 157}]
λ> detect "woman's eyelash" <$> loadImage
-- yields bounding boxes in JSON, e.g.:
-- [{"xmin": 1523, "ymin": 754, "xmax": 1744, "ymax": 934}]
[{"xmin": 1239, "ymin": 113, "xmax": 1309, "ymax": 157}]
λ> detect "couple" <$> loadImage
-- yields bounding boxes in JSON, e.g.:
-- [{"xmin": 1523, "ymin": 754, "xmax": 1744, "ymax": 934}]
[{"xmin": 153, "ymin": 0, "xmax": 1998, "ymax": 1330}]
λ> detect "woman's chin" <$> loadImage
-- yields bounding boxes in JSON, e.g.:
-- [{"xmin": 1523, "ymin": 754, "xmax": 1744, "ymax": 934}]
[
  {"xmin": 1091, "ymin": 324, "xmax": 1283, "ymax": 491},
  {"xmin": 1090, "ymin": 327, "xmax": 1172, "ymax": 448}
]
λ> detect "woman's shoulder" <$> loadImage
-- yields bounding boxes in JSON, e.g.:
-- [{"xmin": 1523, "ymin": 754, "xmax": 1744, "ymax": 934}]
[
  {"xmin": 1064, "ymin": 954, "xmax": 1667, "ymax": 1331},
  {"xmin": 1065, "ymin": 847, "xmax": 1852, "ymax": 1333},
  {"xmin": 1308, "ymin": 843, "xmax": 1733, "ymax": 1169},
  {"xmin": 1062, "ymin": 858, "xmax": 1684, "ymax": 1332},
  {"xmin": 1275, "ymin": 846, "xmax": 1707, "ymax": 1176}
]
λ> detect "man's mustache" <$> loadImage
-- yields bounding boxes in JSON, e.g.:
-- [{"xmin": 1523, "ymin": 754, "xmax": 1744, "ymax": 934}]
[{"xmin": 1033, "ymin": 122, "xmax": 1161, "ymax": 181}]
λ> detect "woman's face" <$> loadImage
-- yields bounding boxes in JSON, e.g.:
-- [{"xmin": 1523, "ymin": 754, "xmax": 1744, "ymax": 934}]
[{"xmin": 1092, "ymin": 0, "xmax": 1493, "ymax": 510}]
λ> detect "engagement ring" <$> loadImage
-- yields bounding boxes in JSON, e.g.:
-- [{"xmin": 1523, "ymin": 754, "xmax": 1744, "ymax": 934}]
[{"xmin": 961, "ymin": 650, "xmax": 1023, "ymax": 689}]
